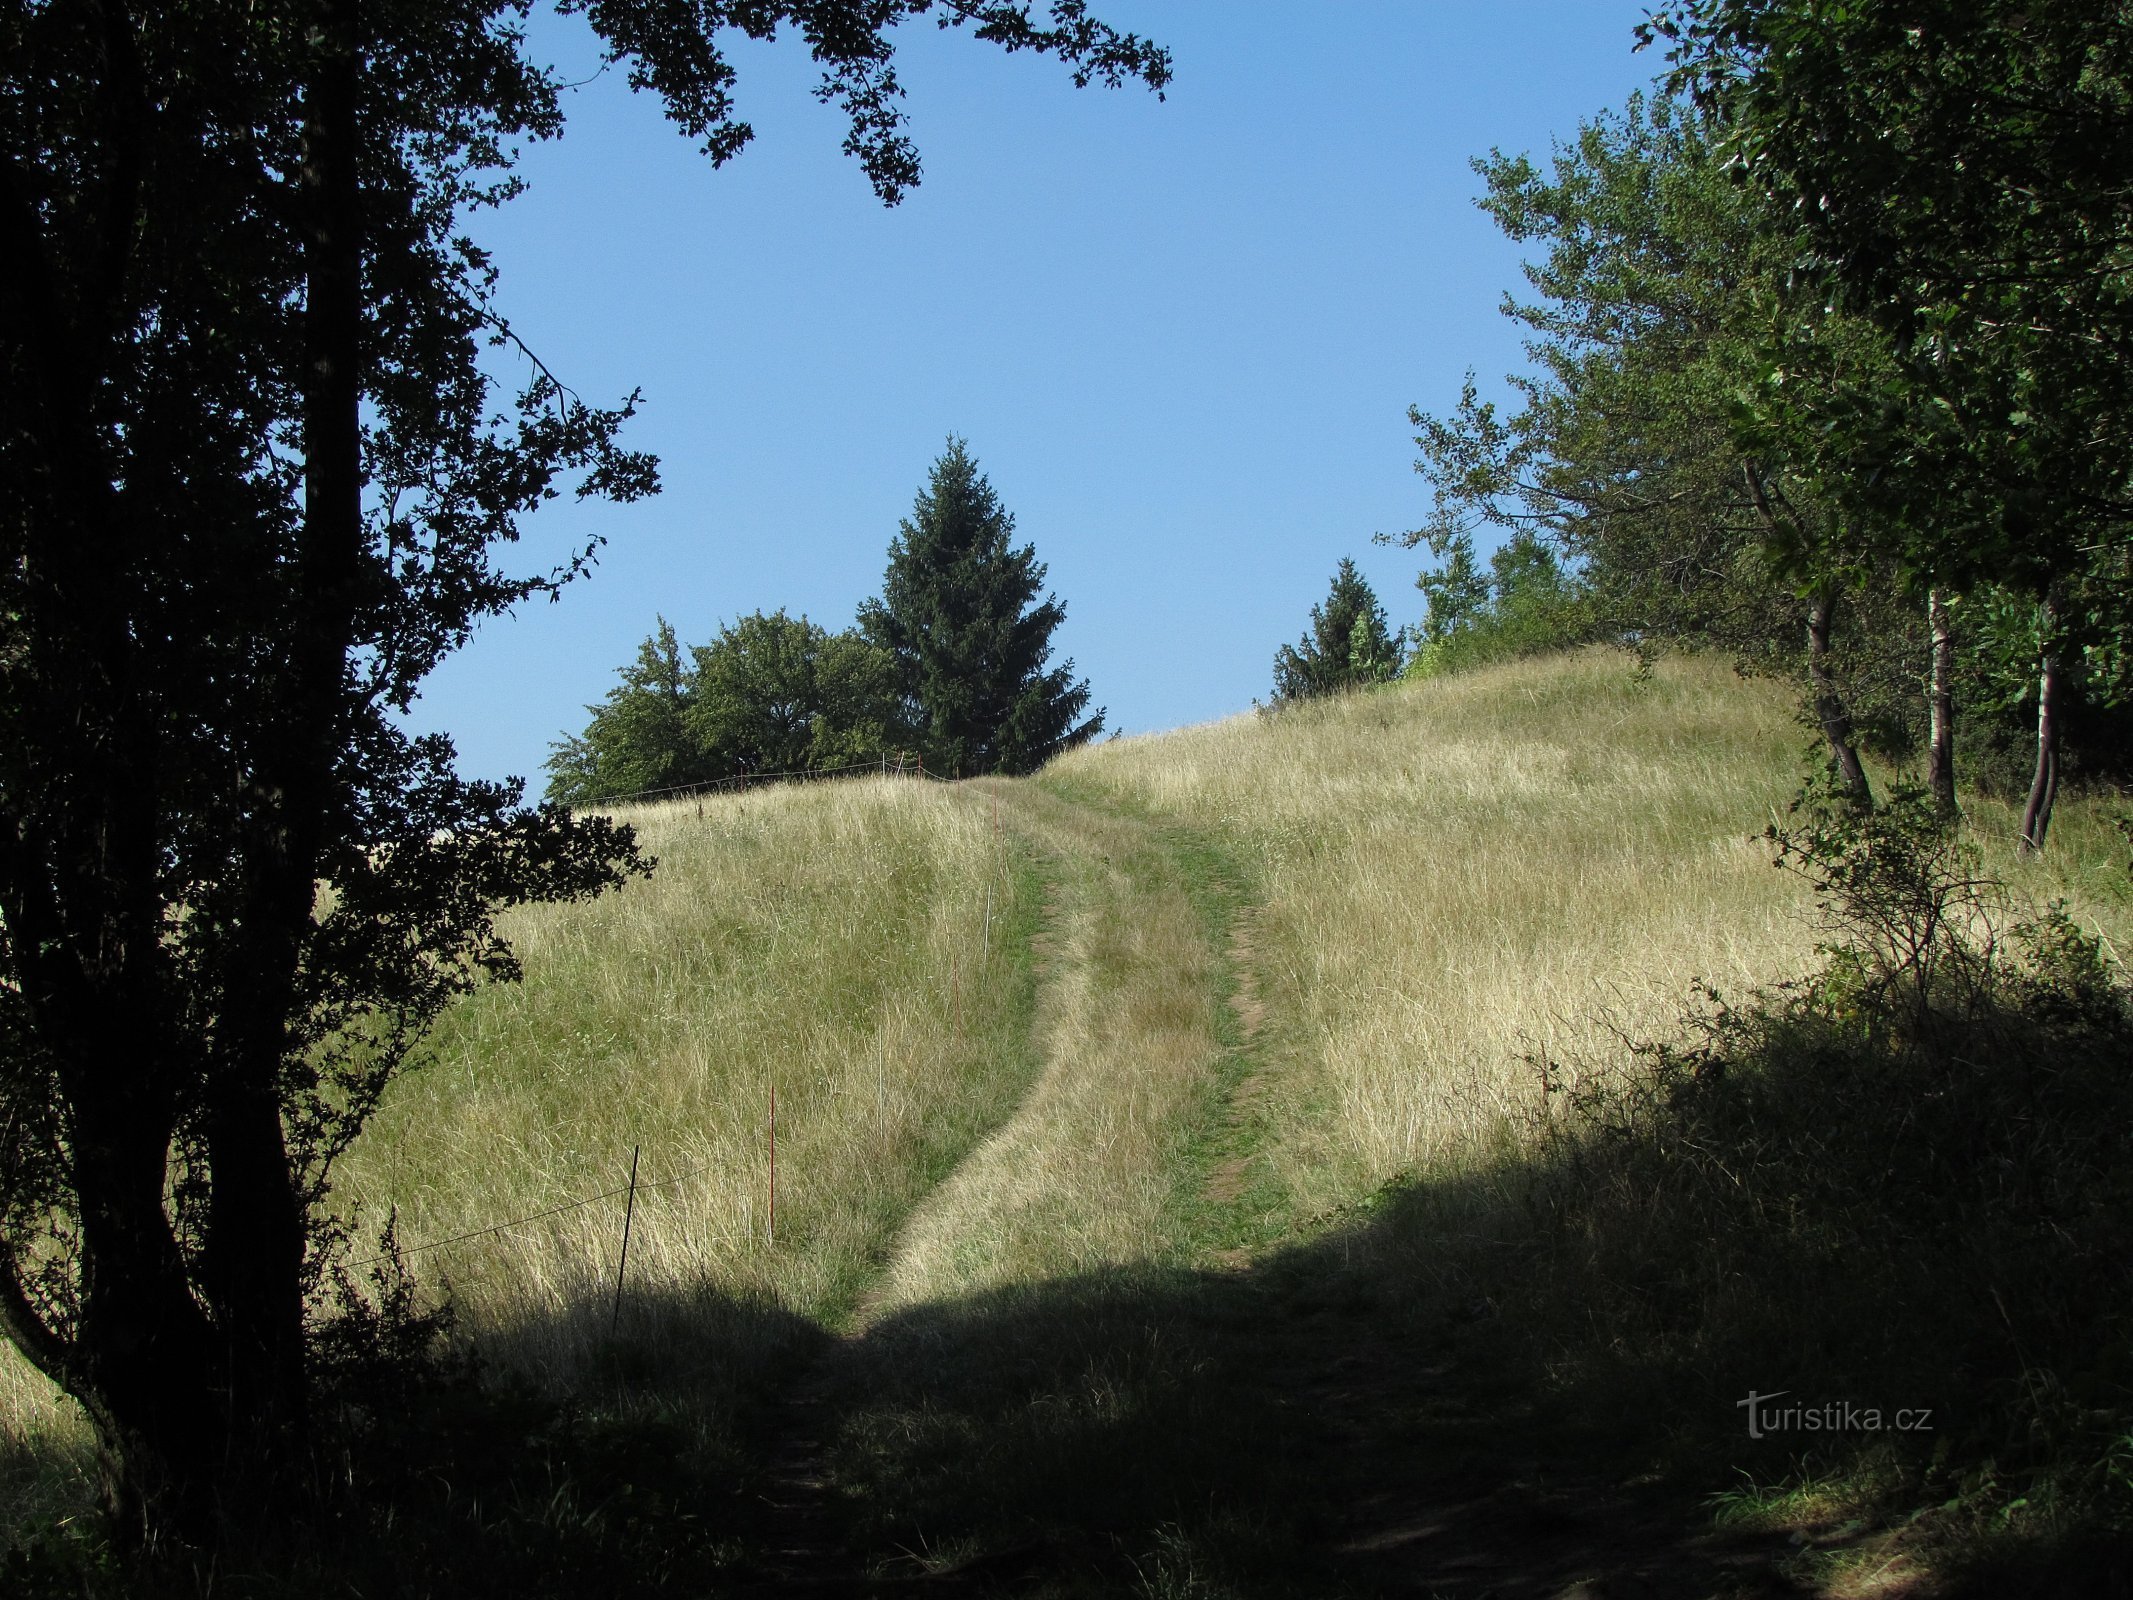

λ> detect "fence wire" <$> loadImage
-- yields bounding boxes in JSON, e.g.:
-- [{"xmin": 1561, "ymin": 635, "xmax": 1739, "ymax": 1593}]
[{"xmin": 346, "ymin": 1157, "xmax": 716, "ymax": 1271}]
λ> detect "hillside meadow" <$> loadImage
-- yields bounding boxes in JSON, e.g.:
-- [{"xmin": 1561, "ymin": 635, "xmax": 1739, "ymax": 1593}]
[{"xmin": 3, "ymin": 648, "xmax": 2129, "ymax": 1594}]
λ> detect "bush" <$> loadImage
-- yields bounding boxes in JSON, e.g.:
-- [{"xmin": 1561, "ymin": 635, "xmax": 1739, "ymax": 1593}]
[
  {"xmin": 1507, "ymin": 778, "xmax": 2133, "ymax": 1561},
  {"xmin": 1404, "ymin": 530, "xmax": 1595, "ymax": 679}
]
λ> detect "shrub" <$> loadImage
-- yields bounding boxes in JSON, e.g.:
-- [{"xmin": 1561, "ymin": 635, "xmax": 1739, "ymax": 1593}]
[{"xmin": 1510, "ymin": 776, "xmax": 2133, "ymax": 1552}]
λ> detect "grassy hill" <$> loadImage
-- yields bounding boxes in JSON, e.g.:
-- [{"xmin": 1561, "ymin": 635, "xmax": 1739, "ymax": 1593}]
[{"xmin": 4, "ymin": 648, "xmax": 2129, "ymax": 1594}]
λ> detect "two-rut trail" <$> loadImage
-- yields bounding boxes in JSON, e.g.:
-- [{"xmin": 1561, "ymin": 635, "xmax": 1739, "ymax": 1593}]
[
  {"xmin": 863, "ymin": 782, "xmax": 1267, "ymax": 1312},
  {"xmin": 735, "ymin": 779, "xmax": 1274, "ymax": 1587},
  {"xmin": 732, "ymin": 778, "xmax": 1808, "ymax": 1597}
]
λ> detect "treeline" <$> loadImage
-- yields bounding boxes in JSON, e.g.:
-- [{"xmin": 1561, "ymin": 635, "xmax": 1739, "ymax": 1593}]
[
  {"xmin": 548, "ymin": 439, "xmax": 1103, "ymax": 802},
  {"xmin": 1286, "ymin": 14, "xmax": 2133, "ymax": 847}
]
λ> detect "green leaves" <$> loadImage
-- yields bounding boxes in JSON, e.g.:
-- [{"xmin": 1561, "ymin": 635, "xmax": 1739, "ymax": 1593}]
[{"xmin": 544, "ymin": 612, "xmax": 900, "ymax": 801}]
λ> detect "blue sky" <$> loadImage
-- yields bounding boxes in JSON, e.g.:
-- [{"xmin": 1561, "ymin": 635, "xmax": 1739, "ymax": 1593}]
[{"xmin": 416, "ymin": 2, "xmax": 1665, "ymax": 787}]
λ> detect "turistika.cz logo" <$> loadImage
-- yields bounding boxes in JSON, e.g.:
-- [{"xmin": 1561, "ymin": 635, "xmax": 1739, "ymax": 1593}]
[{"xmin": 1737, "ymin": 1390, "xmax": 1934, "ymax": 1440}]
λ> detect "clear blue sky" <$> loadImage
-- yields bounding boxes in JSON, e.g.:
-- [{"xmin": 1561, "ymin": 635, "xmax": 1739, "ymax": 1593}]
[{"xmin": 414, "ymin": 2, "xmax": 1664, "ymax": 787}]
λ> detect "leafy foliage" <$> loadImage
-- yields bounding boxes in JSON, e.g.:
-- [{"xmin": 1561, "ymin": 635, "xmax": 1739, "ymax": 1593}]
[
  {"xmin": 691, "ymin": 610, "xmax": 901, "ymax": 776},
  {"xmin": 545, "ymin": 612, "xmax": 902, "ymax": 803},
  {"xmin": 544, "ymin": 620, "xmax": 709, "ymax": 804},
  {"xmin": 1650, "ymin": 0, "xmax": 2133, "ymax": 604},
  {"xmin": 1406, "ymin": 530, "xmax": 1592, "ymax": 678},
  {"xmin": 1399, "ymin": 93, "xmax": 1812, "ymax": 659}
]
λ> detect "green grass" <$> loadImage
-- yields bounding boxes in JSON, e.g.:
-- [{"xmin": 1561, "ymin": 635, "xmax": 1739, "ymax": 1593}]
[{"xmin": 4, "ymin": 648, "xmax": 2130, "ymax": 1597}]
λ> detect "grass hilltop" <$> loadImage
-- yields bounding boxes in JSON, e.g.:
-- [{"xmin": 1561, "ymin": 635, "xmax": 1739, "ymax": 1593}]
[{"xmin": 5, "ymin": 648, "xmax": 2131, "ymax": 1596}]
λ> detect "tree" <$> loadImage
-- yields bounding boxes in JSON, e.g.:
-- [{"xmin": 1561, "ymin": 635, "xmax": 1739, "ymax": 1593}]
[
  {"xmin": 545, "ymin": 612, "xmax": 902, "ymax": 798},
  {"xmin": 1398, "ymin": 91, "xmax": 1899, "ymax": 806},
  {"xmin": 1648, "ymin": 0, "xmax": 2133, "ymax": 846},
  {"xmin": 691, "ymin": 610, "xmax": 824, "ymax": 775},
  {"xmin": 545, "ymin": 618, "xmax": 707, "ymax": 803},
  {"xmin": 810, "ymin": 626, "xmax": 905, "ymax": 768},
  {"xmin": 861, "ymin": 439, "xmax": 1103, "ymax": 774},
  {"xmin": 1406, "ymin": 530, "xmax": 1592, "ymax": 678},
  {"xmin": 1, "ymin": 0, "xmax": 1168, "ymax": 1545},
  {"xmin": 690, "ymin": 610, "xmax": 900, "ymax": 774},
  {"xmin": 1272, "ymin": 558, "xmax": 1400, "ymax": 701}
]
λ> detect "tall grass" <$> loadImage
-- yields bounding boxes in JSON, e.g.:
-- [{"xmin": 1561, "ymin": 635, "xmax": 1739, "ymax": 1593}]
[
  {"xmin": 1045, "ymin": 649, "xmax": 2130, "ymax": 1226},
  {"xmin": 337, "ymin": 776, "xmax": 1037, "ymax": 1421},
  {"xmin": 0, "ymin": 774, "xmax": 1037, "ymax": 1500},
  {"xmin": 869, "ymin": 787, "xmax": 1233, "ymax": 1309},
  {"xmin": 1044, "ymin": 650, "xmax": 1814, "ymax": 1217}
]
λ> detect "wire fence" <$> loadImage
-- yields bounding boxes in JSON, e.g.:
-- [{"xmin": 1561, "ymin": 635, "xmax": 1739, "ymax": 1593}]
[
  {"xmin": 346, "ymin": 1154, "xmax": 718, "ymax": 1271},
  {"xmin": 568, "ymin": 751, "xmax": 952, "ymax": 812}
]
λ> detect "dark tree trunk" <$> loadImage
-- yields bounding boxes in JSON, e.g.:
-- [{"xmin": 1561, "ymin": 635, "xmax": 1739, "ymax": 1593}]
[
  {"xmin": 0, "ymin": 4, "xmax": 232, "ymax": 1531},
  {"xmin": 66, "ymin": 1072, "xmax": 224, "ymax": 1540},
  {"xmin": 105, "ymin": 0, "xmax": 368, "ymax": 1533},
  {"xmin": 1926, "ymin": 587, "xmax": 1957, "ymax": 815},
  {"xmin": 1807, "ymin": 590, "xmax": 1875, "ymax": 810},
  {"xmin": 2018, "ymin": 590, "xmax": 2063, "ymax": 855},
  {"xmin": 188, "ymin": 0, "xmax": 367, "ymax": 1503}
]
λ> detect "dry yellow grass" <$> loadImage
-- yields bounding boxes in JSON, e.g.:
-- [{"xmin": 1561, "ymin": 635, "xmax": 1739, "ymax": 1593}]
[
  {"xmin": 1, "ymin": 774, "xmax": 1033, "ymax": 1476},
  {"xmin": 1042, "ymin": 648, "xmax": 2132, "ymax": 1222},
  {"xmin": 336, "ymin": 774, "xmax": 1034, "ymax": 1400},
  {"xmin": 4, "ymin": 649, "xmax": 2126, "ymax": 1510}
]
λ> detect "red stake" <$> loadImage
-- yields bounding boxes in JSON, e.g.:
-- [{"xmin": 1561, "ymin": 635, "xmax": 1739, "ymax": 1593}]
[{"xmin": 767, "ymin": 1083, "xmax": 777, "ymax": 1248}]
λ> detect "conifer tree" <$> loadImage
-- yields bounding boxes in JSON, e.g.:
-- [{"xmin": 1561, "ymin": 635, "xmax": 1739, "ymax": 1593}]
[
  {"xmin": 861, "ymin": 440, "xmax": 1103, "ymax": 775},
  {"xmin": 1273, "ymin": 558, "xmax": 1400, "ymax": 701}
]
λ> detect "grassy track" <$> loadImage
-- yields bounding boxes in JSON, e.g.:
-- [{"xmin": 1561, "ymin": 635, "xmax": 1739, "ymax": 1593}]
[
  {"xmin": 5, "ymin": 649, "xmax": 2130, "ymax": 1594},
  {"xmin": 867, "ymin": 785, "xmax": 1267, "ymax": 1312}
]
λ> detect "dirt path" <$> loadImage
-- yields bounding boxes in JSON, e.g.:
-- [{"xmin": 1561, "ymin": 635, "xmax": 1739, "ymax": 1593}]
[
  {"xmin": 860, "ymin": 783, "xmax": 1239, "ymax": 1310},
  {"xmin": 728, "ymin": 779, "xmax": 1818, "ymax": 1598}
]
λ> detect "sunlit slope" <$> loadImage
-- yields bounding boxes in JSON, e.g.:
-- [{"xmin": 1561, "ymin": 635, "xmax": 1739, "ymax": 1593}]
[
  {"xmin": 860, "ymin": 648, "xmax": 1832, "ymax": 1305},
  {"xmin": 870, "ymin": 786, "xmax": 1234, "ymax": 1309},
  {"xmin": 7, "ymin": 648, "xmax": 2127, "ymax": 1495},
  {"xmin": 338, "ymin": 775, "xmax": 1038, "ymax": 1390},
  {"xmin": 1036, "ymin": 647, "xmax": 2130, "ymax": 1224}
]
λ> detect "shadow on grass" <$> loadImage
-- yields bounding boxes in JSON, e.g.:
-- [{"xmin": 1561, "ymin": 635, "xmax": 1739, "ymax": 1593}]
[
  {"xmin": 13, "ymin": 1102, "xmax": 2133, "ymax": 1600},
  {"xmin": 799, "ymin": 1196, "xmax": 1809, "ymax": 1600},
  {"xmin": 14, "ymin": 939, "xmax": 2133, "ymax": 1597},
  {"xmin": 781, "ymin": 903, "xmax": 2133, "ymax": 1599}
]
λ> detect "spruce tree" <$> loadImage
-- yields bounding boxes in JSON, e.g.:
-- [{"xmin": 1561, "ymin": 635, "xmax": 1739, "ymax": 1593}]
[
  {"xmin": 861, "ymin": 440, "xmax": 1103, "ymax": 775},
  {"xmin": 1272, "ymin": 558, "xmax": 1400, "ymax": 701}
]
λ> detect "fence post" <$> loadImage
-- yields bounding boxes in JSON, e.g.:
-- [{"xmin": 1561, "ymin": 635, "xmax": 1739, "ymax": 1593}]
[{"xmin": 610, "ymin": 1144, "xmax": 641, "ymax": 1333}]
